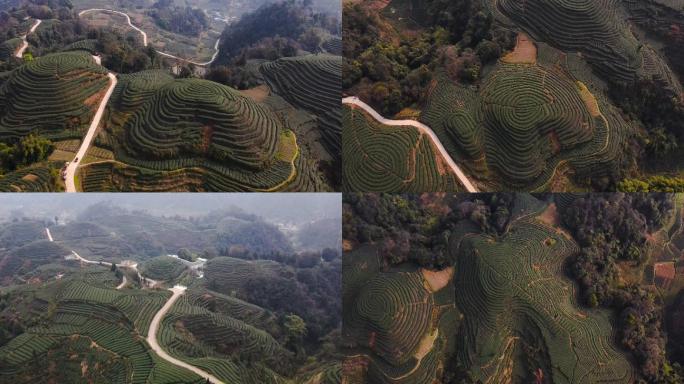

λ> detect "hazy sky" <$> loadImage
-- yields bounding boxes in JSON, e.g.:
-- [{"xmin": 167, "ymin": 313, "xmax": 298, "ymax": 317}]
[{"xmin": 0, "ymin": 193, "xmax": 341, "ymax": 224}]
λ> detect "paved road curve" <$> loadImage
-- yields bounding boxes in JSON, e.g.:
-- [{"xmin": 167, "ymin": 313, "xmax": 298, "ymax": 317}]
[
  {"xmin": 78, "ymin": 8, "xmax": 221, "ymax": 66},
  {"xmin": 15, "ymin": 19, "xmax": 42, "ymax": 58},
  {"xmin": 78, "ymin": 9, "xmax": 148, "ymax": 45},
  {"xmin": 342, "ymin": 96, "xmax": 479, "ymax": 192},
  {"xmin": 116, "ymin": 275, "xmax": 127, "ymax": 289},
  {"xmin": 147, "ymin": 285, "xmax": 225, "ymax": 384},
  {"xmin": 65, "ymin": 72, "xmax": 117, "ymax": 192}
]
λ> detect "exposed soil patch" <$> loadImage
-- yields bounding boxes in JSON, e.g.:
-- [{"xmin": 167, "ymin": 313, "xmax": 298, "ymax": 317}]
[
  {"xmin": 422, "ymin": 266, "xmax": 454, "ymax": 292},
  {"xmin": 240, "ymin": 84, "xmax": 270, "ymax": 102},
  {"xmin": 502, "ymin": 33, "xmax": 537, "ymax": 64},
  {"xmin": 21, "ymin": 174, "xmax": 38, "ymax": 182},
  {"xmin": 538, "ymin": 203, "xmax": 560, "ymax": 227}
]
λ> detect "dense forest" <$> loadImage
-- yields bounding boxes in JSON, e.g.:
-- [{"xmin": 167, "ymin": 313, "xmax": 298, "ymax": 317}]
[
  {"xmin": 149, "ymin": 0, "xmax": 208, "ymax": 37},
  {"xmin": 343, "ymin": 1, "xmax": 514, "ymax": 115},
  {"xmin": 207, "ymin": 0, "xmax": 339, "ymax": 89}
]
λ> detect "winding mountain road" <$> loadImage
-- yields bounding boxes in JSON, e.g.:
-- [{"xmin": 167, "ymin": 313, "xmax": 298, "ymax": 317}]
[
  {"xmin": 342, "ymin": 96, "xmax": 478, "ymax": 192},
  {"xmin": 77, "ymin": 8, "xmax": 221, "ymax": 66},
  {"xmin": 14, "ymin": 19, "xmax": 41, "ymax": 58},
  {"xmin": 65, "ymin": 72, "xmax": 118, "ymax": 192},
  {"xmin": 45, "ymin": 228, "xmax": 220, "ymax": 383},
  {"xmin": 78, "ymin": 9, "xmax": 147, "ymax": 45},
  {"xmin": 147, "ymin": 285, "xmax": 224, "ymax": 384}
]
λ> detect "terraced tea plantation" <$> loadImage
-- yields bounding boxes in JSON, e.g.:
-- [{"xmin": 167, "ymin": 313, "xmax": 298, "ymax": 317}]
[
  {"xmin": 0, "ymin": 13, "xmax": 340, "ymax": 192},
  {"xmin": 0, "ymin": 201, "xmax": 342, "ymax": 383},
  {"xmin": 140, "ymin": 256, "xmax": 186, "ymax": 281},
  {"xmin": 343, "ymin": 0, "xmax": 684, "ymax": 191},
  {"xmin": 348, "ymin": 47, "xmax": 631, "ymax": 191},
  {"xmin": 343, "ymin": 194, "xmax": 646, "ymax": 383},
  {"xmin": 419, "ymin": 62, "xmax": 628, "ymax": 190},
  {"xmin": 80, "ymin": 75, "xmax": 328, "ymax": 192},
  {"xmin": 343, "ymin": 105, "xmax": 463, "ymax": 192},
  {"xmin": 0, "ymin": 52, "xmax": 108, "ymax": 141},
  {"xmin": 261, "ymin": 54, "xmax": 342, "ymax": 162}
]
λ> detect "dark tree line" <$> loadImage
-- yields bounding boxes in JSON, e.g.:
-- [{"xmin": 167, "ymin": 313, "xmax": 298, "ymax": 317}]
[
  {"xmin": 342, "ymin": 1, "xmax": 515, "ymax": 115},
  {"xmin": 560, "ymin": 194, "xmax": 681, "ymax": 383},
  {"xmin": 214, "ymin": 0, "xmax": 338, "ymax": 65},
  {"xmin": 149, "ymin": 0, "xmax": 208, "ymax": 37}
]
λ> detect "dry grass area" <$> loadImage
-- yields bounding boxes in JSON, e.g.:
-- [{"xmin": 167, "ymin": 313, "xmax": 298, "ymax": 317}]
[
  {"xmin": 413, "ymin": 329, "xmax": 438, "ymax": 360},
  {"xmin": 502, "ymin": 33, "xmax": 537, "ymax": 64},
  {"xmin": 537, "ymin": 203, "xmax": 574, "ymax": 240},
  {"xmin": 538, "ymin": 203, "xmax": 560, "ymax": 227},
  {"xmin": 395, "ymin": 107, "xmax": 421, "ymax": 119},
  {"xmin": 276, "ymin": 130, "xmax": 298, "ymax": 162},
  {"xmin": 49, "ymin": 149, "xmax": 76, "ymax": 162},
  {"xmin": 576, "ymin": 81, "xmax": 601, "ymax": 117},
  {"xmin": 240, "ymin": 84, "xmax": 270, "ymax": 102}
]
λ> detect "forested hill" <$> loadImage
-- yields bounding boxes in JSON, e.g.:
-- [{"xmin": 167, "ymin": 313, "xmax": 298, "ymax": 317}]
[{"xmin": 213, "ymin": 0, "xmax": 340, "ymax": 66}]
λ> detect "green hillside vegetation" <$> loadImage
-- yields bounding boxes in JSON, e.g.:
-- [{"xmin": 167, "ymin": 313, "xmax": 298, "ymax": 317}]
[
  {"xmin": 0, "ymin": 51, "xmax": 109, "ymax": 141},
  {"xmin": 46, "ymin": 205, "xmax": 297, "ymax": 262},
  {"xmin": 62, "ymin": 39, "xmax": 99, "ymax": 54},
  {"xmin": 343, "ymin": 193, "xmax": 684, "ymax": 383},
  {"xmin": 0, "ymin": 276, "xmax": 204, "ymax": 384},
  {"xmin": 0, "ymin": 1, "xmax": 337, "ymax": 192},
  {"xmin": 0, "ymin": 220, "xmax": 46, "ymax": 248},
  {"xmin": 157, "ymin": 289, "xmax": 296, "ymax": 382},
  {"xmin": 123, "ymin": 79, "xmax": 280, "ymax": 167},
  {"xmin": 343, "ymin": 105, "xmax": 463, "ymax": 192},
  {"xmin": 81, "ymin": 77, "xmax": 325, "ymax": 192},
  {"xmin": 0, "ymin": 38, "xmax": 21, "ymax": 61},
  {"xmin": 494, "ymin": 0, "xmax": 678, "ymax": 89},
  {"xmin": 157, "ymin": 256, "xmax": 341, "ymax": 383},
  {"xmin": 261, "ymin": 54, "xmax": 342, "ymax": 162},
  {"xmin": 205, "ymin": 257, "xmax": 284, "ymax": 296},
  {"xmin": 0, "ymin": 240, "xmax": 70, "ymax": 281},
  {"xmin": 343, "ymin": 0, "xmax": 684, "ymax": 191},
  {"xmin": 450, "ymin": 218, "xmax": 633, "ymax": 383},
  {"xmin": 0, "ymin": 206, "xmax": 341, "ymax": 383},
  {"xmin": 322, "ymin": 37, "xmax": 341, "ymax": 55},
  {"xmin": 140, "ymin": 256, "xmax": 186, "ymax": 281},
  {"xmin": 0, "ymin": 161, "xmax": 62, "ymax": 192},
  {"xmin": 343, "ymin": 246, "xmax": 458, "ymax": 384},
  {"xmin": 420, "ymin": 64, "xmax": 629, "ymax": 190}
]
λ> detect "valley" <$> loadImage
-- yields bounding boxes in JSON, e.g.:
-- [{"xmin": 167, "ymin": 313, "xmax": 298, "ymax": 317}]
[{"xmin": 0, "ymin": 194, "xmax": 342, "ymax": 383}]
